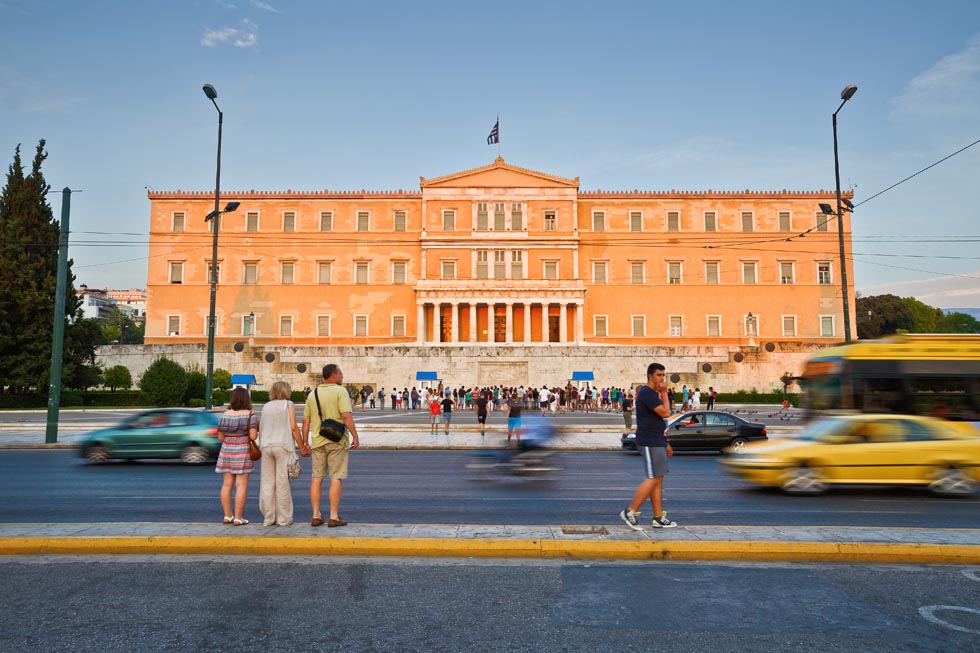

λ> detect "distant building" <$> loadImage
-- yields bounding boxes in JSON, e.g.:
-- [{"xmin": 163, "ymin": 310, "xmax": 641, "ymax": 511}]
[
  {"xmin": 106, "ymin": 288, "xmax": 147, "ymax": 321},
  {"xmin": 77, "ymin": 286, "xmax": 116, "ymax": 320}
]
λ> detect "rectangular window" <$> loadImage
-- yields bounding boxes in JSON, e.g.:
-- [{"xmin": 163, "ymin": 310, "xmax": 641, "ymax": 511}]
[
  {"xmin": 704, "ymin": 211, "xmax": 717, "ymax": 232},
  {"xmin": 394, "ymin": 210, "xmax": 406, "ymax": 232},
  {"xmin": 318, "ymin": 262, "xmax": 332, "ymax": 284},
  {"xmin": 392, "ymin": 315, "xmax": 406, "ymax": 337},
  {"xmin": 477, "ymin": 202, "xmax": 489, "ymax": 231},
  {"xmin": 167, "ymin": 315, "xmax": 181, "ymax": 336},
  {"xmin": 667, "ymin": 211, "xmax": 680, "ymax": 232},
  {"xmin": 320, "ymin": 211, "xmax": 333, "ymax": 232},
  {"xmin": 593, "ymin": 261, "xmax": 607, "ymax": 284},
  {"xmin": 783, "ymin": 315, "xmax": 797, "ymax": 337},
  {"xmin": 816, "ymin": 211, "xmax": 829, "ymax": 232},
  {"xmin": 820, "ymin": 316, "xmax": 835, "ymax": 337},
  {"xmin": 242, "ymin": 314, "xmax": 255, "ymax": 336},
  {"xmin": 780, "ymin": 262, "xmax": 794, "ymax": 285},
  {"xmin": 441, "ymin": 261, "xmax": 456, "ymax": 280},
  {"xmin": 705, "ymin": 262, "xmax": 719, "ymax": 285},
  {"xmin": 281, "ymin": 262, "xmax": 295, "ymax": 284},
  {"xmin": 543, "ymin": 261, "xmax": 558, "ymax": 280},
  {"xmin": 443, "ymin": 210, "xmax": 455, "ymax": 231},
  {"xmin": 392, "ymin": 262, "xmax": 406, "ymax": 284},
  {"xmin": 630, "ymin": 211, "xmax": 642, "ymax": 232},
  {"xmin": 818, "ymin": 262, "xmax": 832, "ymax": 285},
  {"xmin": 283, "ymin": 211, "xmax": 296, "ymax": 232},
  {"xmin": 317, "ymin": 315, "xmax": 331, "ymax": 336},
  {"xmin": 246, "ymin": 212, "xmax": 259, "ymax": 232},
  {"xmin": 631, "ymin": 315, "xmax": 645, "ymax": 337},
  {"xmin": 778, "ymin": 211, "xmax": 791, "ymax": 232},
  {"xmin": 279, "ymin": 315, "xmax": 293, "ymax": 336},
  {"xmin": 670, "ymin": 316, "xmax": 683, "ymax": 337},
  {"xmin": 594, "ymin": 315, "xmax": 607, "ymax": 337},
  {"xmin": 630, "ymin": 262, "xmax": 644, "ymax": 284},
  {"xmin": 494, "ymin": 203, "xmax": 505, "ymax": 231},
  {"xmin": 244, "ymin": 263, "xmax": 258, "ymax": 285},
  {"xmin": 707, "ymin": 315, "xmax": 721, "ymax": 337},
  {"xmin": 667, "ymin": 262, "xmax": 682, "ymax": 285},
  {"xmin": 172, "ymin": 212, "xmax": 185, "ymax": 232},
  {"xmin": 511, "ymin": 251, "xmax": 523, "ymax": 279},
  {"xmin": 476, "ymin": 251, "xmax": 488, "ymax": 279},
  {"xmin": 511, "ymin": 203, "xmax": 523, "ymax": 231},
  {"xmin": 494, "ymin": 250, "xmax": 506, "ymax": 279},
  {"xmin": 207, "ymin": 262, "xmax": 220, "ymax": 284},
  {"xmin": 169, "ymin": 262, "xmax": 183, "ymax": 284},
  {"xmin": 592, "ymin": 211, "xmax": 605, "ymax": 232},
  {"xmin": 741, "ymin": 211, "xmax": 753, "ymax": 232},
  {"xmin": 357, "ymin": 211, "xmax": 370, "ymax": 232},
  {"xmin": 544, "ymin": 211, "xmax": 557, "ymax": 231},
  {"xmin": 354, "ymin": 315, "xmax": 368, "ymax": 337},
  {"xmin": 742, "ymin": 262, "xmax": 757, "ymax": 285},
  {"xmin": 355, "ymin": 262, "xmax": 369, "ymax": 284}
]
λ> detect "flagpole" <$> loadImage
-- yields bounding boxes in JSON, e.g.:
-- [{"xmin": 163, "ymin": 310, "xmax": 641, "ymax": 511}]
[{"xmin": 497, "ymin": 114, "xmax": 501, "ymax": 159}]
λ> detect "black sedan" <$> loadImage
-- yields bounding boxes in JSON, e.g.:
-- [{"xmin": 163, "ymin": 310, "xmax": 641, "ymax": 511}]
[{"xmin": 621, "ymin": 411, "xmax": 767, "ymax": 453}]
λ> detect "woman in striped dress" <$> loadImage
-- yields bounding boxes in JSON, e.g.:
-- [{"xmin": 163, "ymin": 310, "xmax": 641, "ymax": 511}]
[{"xmin": 216, "ymin": 387, "xmax": 259, "ymax": 525}]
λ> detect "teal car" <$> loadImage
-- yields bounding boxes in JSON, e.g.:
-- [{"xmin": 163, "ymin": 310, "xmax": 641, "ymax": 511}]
[{"xmin": 79, "ymin": 409, "xmax": 222, "ymax": 464}]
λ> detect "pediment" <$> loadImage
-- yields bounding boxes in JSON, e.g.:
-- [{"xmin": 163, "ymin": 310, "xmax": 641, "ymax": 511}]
[{"xmin": 420, "ymin": 157, "xmax": 579, "ymax": 189}]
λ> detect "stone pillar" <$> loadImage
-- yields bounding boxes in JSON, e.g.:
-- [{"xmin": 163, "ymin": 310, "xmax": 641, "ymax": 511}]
[
  {"xmin": 469, "ymin": 303, "xmax": 477, "ymax": 343},
  {"xmin": 559, "ymin": 303, "xmax": 568, "ymax": 343},
  {"xmin": 505, "ymin": 302, "xmax": 514, "ymax": 343},
  {"xmin": 450, "ymin": 302, "xmax": 459, "ymax": 343},
  {"xmin": 417, "ymin": 304, "xmax": 425, "ymax": 344},
  {"xmin": 575, "ymin": 302, "xmax": 584, "ymax": 344},
  {"xmin": 523, "ymin": 304, "xmax": 532, "ymax": 343}
]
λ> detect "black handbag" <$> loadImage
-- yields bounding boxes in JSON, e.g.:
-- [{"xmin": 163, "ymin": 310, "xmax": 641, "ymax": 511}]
[{"xmin": 314, "ymin": 388, "xmax": 345, "ymax": 443}]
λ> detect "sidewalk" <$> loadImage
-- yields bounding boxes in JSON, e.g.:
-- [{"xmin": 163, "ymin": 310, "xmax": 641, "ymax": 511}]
[{"xmin": 1, "ymin": 521, "xmax": 978, "ymax": 564}]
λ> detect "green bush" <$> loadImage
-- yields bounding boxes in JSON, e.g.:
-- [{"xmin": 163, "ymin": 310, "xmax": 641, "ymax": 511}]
[
  {"xmin": 0, "ymin": 395, "xmax": 47, "ymax": 409},
  {"xmin": 139, "ymin": 358, "xmax": 189, "ymax": 407},
  {"xmin": 79, "ymin": 391, "xmax": 145, "ymax": 407},
  {"xmin": 183, "ymin": 364, "xmax": 207, "ymax": 406},
  {"xmin": 188, "ymin": 398, "xmax": 206, "ymax": 408},
  {"xmin": 102, "ymin": 365, "xmax": 133, "ymax": 392},
  {"xmin": 290, "ymin": 390, "xmax": 307, "ymax": 404},
  {"xmin": 213, "ymin": 368, "xmax": 232, "ymax": 391},
  {"xmin": 251, "ymin": 390, "xmax": 270, "ymax": 404},
  {"xmin": 61, "ymin": 391, "xmax": 83, "ymax": 407},
  {"xmin": 714, "ymin": 391, "xmax": 798, "ymax": 405},
  {"xmin": 212, "ymin": 390, "xmax": 230, "ymax": 406}
]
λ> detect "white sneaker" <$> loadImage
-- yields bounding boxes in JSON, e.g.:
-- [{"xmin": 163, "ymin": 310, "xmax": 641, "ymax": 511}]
[{"xmin": 619, "ymin": 508, "xmax": 643, "ymax": 531}]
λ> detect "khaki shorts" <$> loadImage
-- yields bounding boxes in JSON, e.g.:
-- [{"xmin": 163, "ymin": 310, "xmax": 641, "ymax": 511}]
[{"xmin": 311, "ymin": 442, "xmax": 349, "ymax": 481}]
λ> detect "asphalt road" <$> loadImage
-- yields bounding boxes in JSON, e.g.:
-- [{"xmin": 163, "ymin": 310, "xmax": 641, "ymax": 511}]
[
  {"xmin": 0, "ymin": 450, "xmax": 976, "ymax": 528},
  {"xmin": 1, "ymin": 556, "xmax": 978, "ymax": 652}
]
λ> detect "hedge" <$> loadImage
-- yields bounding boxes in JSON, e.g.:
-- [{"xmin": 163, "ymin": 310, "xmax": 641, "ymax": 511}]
[{"xmin": 713, "ymin": 391, "xmax": 798, "ymax": 406}]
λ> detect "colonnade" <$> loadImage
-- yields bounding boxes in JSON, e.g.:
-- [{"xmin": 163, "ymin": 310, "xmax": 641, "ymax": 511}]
[{"xmin": 416, "ymin": 301, "xmax": 584, "ymax": 344}]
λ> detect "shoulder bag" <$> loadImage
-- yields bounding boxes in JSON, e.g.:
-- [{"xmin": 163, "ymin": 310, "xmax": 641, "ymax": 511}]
[
  {"xmin": 247, "ymin": 411, "xmax": 262, "ymax": 461},
  {"xmin": 314, "ymin": 388, "xmax": 346, "ymax": 443}
]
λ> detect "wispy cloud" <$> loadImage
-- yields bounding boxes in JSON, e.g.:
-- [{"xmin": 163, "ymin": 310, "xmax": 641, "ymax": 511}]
[
  {"xmin": 214, "ymin": 0, "xmax": 237, "ymax": 8},
  {"xmin": 861, "ymin": 270, "xmax": 980, "ymax": 308},
  {"xmin": 890, "ymin": 33, "xmax": 980, "ymax": 119},
  {"xmin": 251, "ymin": 0, "xmax": 279, "ymax": 12},
  {"xmin": 201, "ymin": 19, "xmax": 258, "ymax": 49}
]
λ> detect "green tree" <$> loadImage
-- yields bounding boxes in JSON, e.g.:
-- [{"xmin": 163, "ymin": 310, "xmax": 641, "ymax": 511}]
[
  {"xmin": 102, "ymin": 324, "xmax": 121, "ymax": 343},
  {"xmin": 139, "ymin": 357, "xmax": 188, "ymax": 406},
  {"xmin": 183, "ymin": 363, "xmax": 207, "ymax": 406},
  {"xmin": 856, "ymin": 294, "xmax": 915, "ymax": 339},
  {"xmin": 103, "ymin": 365, "xmax": 133, "ymax": 392},
  {"xmin": 101, "ymin": 306, "xmax": 144, "ymax": 344},
  {"xmin": 903, "ymin": 297, "xmax": 943, "ymax": 333},
  {"xmin": 0, "ymin": 141, "xmax": 97, "ymax": 394},
  {"xmin": 213, "ymin": 368, "xmax": 232, "ymax": 391},
  {"xmin": 937, "ymin": 311, "xmax": 980, "ymax": 334}
]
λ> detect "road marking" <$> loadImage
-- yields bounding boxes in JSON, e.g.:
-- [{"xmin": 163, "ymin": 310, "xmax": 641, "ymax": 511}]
[
  {"xmin": 918, "ymin": 605, "xmax": 980, "ymax": 634},
  {"xmin": 963, "ymin": 569, "xmax": 980, "ymax": 582}
]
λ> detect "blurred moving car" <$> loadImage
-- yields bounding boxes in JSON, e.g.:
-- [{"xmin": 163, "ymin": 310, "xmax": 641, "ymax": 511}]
[
  {"xmin": 79, "ymin": 409, "xmax": 222, "ymax": 464},
  {"xmin": 720, "ymin": 414, "xmax": 980, "ymax": 496},
  {"xmin": 621, "ymin": 411, "xmax": 767, "ymax": 453}
]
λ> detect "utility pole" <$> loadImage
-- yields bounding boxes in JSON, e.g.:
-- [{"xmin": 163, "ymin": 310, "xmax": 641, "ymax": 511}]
[{"xmin": 45, "ymin": 188, "xmax": 72, "ymax": 444}]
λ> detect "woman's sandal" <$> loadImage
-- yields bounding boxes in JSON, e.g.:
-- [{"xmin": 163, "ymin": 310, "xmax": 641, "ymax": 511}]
[
  {"xmin": 223, "ymin": 516, "xmax": 234, "ymax": 524},
  {"xmin": 233, "ymin": 518, "xmax": 249, "ymax": 526}
]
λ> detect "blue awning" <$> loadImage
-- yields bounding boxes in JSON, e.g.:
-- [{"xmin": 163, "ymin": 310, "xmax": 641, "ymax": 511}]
[
  {"xmin": 571, "ymin": 371, "xmax": 594, "ymax": 381},
  {"xmin": 415, "ymin": 371, "xmax": 439, "ymax": 381},
  {"xmin": 230, "ymin": 374, "xmax": 257, "ymax": 385}
]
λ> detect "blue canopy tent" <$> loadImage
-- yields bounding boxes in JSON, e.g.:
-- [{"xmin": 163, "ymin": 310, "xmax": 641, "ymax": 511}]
[
  {"xmin": 569, "ymin": 371, "xmax": 594, "ymax": 388},
  {"xmin": 415, "ymin": 371, "xmax": 440, "ymax": 389}
]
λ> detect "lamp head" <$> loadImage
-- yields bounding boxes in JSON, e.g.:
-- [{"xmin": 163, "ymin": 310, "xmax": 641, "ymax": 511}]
[
  {"xmin": 842, "ymin": 198, "xmax": 855, "ymax": 210},
  {"xmin": 841, "ymin": 84, "xmax": 857, "ymax": 101},
  {"xmin": 224, "ymin": 201, "xmax": 240, "ymax": 212},
  {"xmin": 819, "ymin": 203, "xmax": 834, "ymax": 215},
  {"xmin": 202, "ymin": 84, "xmax": 218, "ymax": 100},
  {"xmin": 205, "ymin": 210, "xmax": 219, "ymax": 222}
]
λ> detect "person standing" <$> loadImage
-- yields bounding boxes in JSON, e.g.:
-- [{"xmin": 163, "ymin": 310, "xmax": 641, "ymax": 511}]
[
  {"xmin": 667, "ymin": 387, "xmax": 675, "ymax": 413},
  {"xmin": 681, "ymin": 385, "xmax": 689, "ymax": 412},
  {"xmin": 539, "ymin": 386, "xmax": 550, "ymax": 417},
  {"xmin": 440, "ymin": 391, "xmax": 454, "ymax": 434},
  {"xmin": 303, "ymin": 364, "xmax": 360, "ymax": 528},
  {"xmin": 429, "ymin": 395, "xmax": 441, "ymax": 435},
  {"xmin": 474, "ymin": 390, "xmax": 489, "ymax": 436},
  {"xmin": 378, "ymin": 387, "xmax": 385, "ymax": 410},
  {"xmin": 622, "ymin": 391, "xmax": 634, "ymax": 436},
  {"xmin": 706, "ymin": 386, "xmax": 716, "ymax": 410},
  {"xmin": 620, "ymin": 362, "xmax": 677, "ymax": 530},
  {"xmin": 504, "ymin": 392, "xmax": 523, "ymax": 446},
  {"xmin": 692, "ymin": 388, "xmax": 702, "ymax": 410},
  {"xmin": 215, "ymin": 387, "xmax": 259, "ymax": 526},
  {"xmin": 259, "ymin": 382, "xmax": 309, "ymax": 527}
]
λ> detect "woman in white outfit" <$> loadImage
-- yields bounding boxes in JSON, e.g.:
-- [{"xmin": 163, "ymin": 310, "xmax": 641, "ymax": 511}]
[{"xmin": 258, "ymin": 382, "xmax": 309, "ymax": 526}]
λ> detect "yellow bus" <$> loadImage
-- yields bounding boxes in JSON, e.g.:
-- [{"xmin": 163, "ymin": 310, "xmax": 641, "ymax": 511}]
[{"xmin": 800, "ymin": 334, "xmax": 980, "ymax": 422}]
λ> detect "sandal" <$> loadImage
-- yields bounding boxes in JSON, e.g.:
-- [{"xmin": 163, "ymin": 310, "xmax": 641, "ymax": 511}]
[
  {"xmin": 223, "ymin": 516, "xmax": 234, "ymax": 524},
  {"xmin": 233, "ymin": 518, "xmax": 249, "ymax": 526}
]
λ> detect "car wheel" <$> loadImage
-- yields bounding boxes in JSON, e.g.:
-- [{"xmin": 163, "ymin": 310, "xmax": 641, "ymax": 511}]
[
  {"xmin": 180, "ymin": 444, "xmax": 210, "ymax": 465},
  {"xmin": 86, "ymin": 444, "xmax": 110, "ymax": 464},
  {"xmin": 928, "ymin": 466, "xmax": 978, "ymax": 496},
  {"xmin": 781, "ymin": 464, "xmax": 826, "ymax": 495},
  {"xmin": 728, "ymin": 437, "xmax": 748, "ymax": 453}
]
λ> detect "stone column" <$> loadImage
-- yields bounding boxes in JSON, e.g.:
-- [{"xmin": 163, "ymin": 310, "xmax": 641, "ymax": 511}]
[
  {"xmin": 450, "ymin": 302, "xmax": 459, "ymax": 343},
  {"xmin": 469, "ymin": 303, "xmax": 477, "ymax": 343},
  {"xmin": 505, "ymin": 302, "xmax": 514, "ymax": 343},
  {"xmin": 417, "ymin": 303, "xmax": 425, "ymax": 344},
  {"xmin": 559, "ymin": 303, "xmax": 568, "ymax": 343},
  {"xmin": 575, "ymin": 302, "xmax": 584, "ymax": 345},
  {"xmin": 523, "ymin": 304, "xmax": 532, "ymax": 343}
]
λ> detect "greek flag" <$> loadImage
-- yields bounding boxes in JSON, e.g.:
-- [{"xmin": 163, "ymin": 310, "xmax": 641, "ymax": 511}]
[{"xmin": 487, "ymin": 119, "xmax": 499, "ymax": 145}]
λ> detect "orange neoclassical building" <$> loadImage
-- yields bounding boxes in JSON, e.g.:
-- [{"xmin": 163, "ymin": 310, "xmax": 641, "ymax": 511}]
[{"xmin": 145, "ymin": 158, "xmax": 854, "ymax": 347}]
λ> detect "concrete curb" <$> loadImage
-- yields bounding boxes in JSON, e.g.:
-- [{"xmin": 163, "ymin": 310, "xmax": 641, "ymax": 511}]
[{"xmin": 2, "ymin": 535, "xmax": 979, "ymax": 564}]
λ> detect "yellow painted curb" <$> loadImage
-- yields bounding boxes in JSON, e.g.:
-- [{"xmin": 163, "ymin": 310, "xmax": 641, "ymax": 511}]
[{"xmin": 2, "ymin": 536, "xmax": 979, "ymax": 564}]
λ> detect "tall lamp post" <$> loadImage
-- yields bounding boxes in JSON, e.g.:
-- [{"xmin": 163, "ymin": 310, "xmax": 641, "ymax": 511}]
[
  {"xmin": 203, "ymin": 82, "xmax": 225, "ymax": 409},
  {"xmin": 832, "ymin": 84, "xmax": 857, "ymax": 343}
]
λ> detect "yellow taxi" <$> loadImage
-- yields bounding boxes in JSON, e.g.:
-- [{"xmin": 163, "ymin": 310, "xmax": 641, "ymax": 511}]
[{"xmin": 719, "ymin": 414, "xmax": 980, "ymax": 496}]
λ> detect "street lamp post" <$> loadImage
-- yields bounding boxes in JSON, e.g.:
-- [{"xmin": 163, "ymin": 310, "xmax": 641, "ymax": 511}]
[
  {"xmin": 203, "ymin": 82, "xmax": 223, "ymax": 409},
  {"xmin": 833, "ymin": 84, "xmax": 857, "ymax": 343}
]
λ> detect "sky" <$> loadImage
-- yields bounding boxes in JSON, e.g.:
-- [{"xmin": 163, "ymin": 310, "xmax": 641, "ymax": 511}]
[{"xmin": 1, "ymin": 0, "xmax": 979, "ymax": 308}]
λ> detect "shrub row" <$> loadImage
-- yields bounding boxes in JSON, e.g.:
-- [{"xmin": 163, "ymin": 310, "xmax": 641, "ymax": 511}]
[{"xmin": 714, "ymin": 391, "xmax": 798, "ymax": 406}]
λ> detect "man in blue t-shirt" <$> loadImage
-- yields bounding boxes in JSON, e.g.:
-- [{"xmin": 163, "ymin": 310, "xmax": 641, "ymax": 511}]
[{"xmin": 620, "ymin": 362, "xmax": 677, "ymax": 530}]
